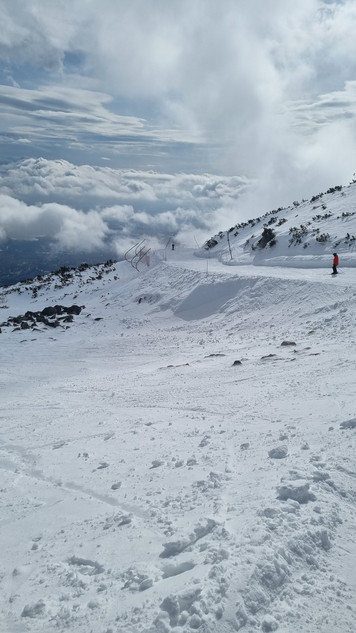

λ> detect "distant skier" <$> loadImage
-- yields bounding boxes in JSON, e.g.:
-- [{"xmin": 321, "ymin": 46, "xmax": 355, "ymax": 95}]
[
  {"xmin": 332, "ymin": 252, "xmax": 339, "ymax": 275},
  {"xmin": 171, "ymin": 243, "xmax": 175, "ymax": 251}
]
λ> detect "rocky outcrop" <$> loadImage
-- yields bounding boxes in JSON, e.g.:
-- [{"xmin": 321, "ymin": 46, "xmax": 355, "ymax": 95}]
[{"xmin": 0, "ymin": 305, "xmax": 84, "ymax": 332}]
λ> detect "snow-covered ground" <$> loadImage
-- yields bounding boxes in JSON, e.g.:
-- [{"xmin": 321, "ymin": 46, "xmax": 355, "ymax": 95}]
[
  {"xmin": 1, "ymin": 235, "xmax": 356, "ymax": 632},
  {"xmin": 198, "ymin": 179, "xmax": 356, "ymax": 274}
]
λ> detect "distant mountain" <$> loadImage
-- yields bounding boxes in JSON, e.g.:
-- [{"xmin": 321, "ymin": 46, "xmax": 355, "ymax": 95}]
[{"xmin": 0, "ymin": 236, "xmax": 119, "ymax": 287}]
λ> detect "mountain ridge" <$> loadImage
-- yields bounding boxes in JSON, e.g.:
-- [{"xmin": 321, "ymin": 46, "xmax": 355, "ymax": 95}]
[
  {"xmin": 199, "ymin": 180, "xmax": 356, "ymax": 269},
  {"xmin": 2, "ymin": 176, "xmax": 356, "ymax": 288}
]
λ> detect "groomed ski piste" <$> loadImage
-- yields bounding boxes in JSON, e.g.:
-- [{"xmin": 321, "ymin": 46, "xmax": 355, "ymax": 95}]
[{"xmin": 1, "ymin": 183, "xmax": 356, "ymax": 633}]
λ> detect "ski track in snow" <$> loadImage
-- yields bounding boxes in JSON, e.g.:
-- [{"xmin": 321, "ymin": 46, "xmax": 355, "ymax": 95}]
[{"xmin": 0, "ymin": 251, "xmax": 355, "ymax": 633}]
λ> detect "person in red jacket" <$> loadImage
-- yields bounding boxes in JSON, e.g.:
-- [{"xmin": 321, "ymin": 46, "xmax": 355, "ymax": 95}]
[{"xmin": 332, "ymin": 252, "xmax": 339, "ymax": 275}]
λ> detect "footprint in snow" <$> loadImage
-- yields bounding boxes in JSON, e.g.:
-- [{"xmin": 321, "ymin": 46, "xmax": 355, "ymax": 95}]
[
  {"xmin": 103, "ymin": 513, "xmax": 132, "ymax": 530},
  {"xmin": 21, "ymin": 600, "xmax": 46, "ymax": 619},
  {"xmin": 268, "ymin": 445, "xmax": 288, "ymax": 459},
  {"xmin": 277, "ymin": 480, "xmax": 316, "ymax": 504},
  {"xmin": 53, "ymin": 441, "xmax": 67, "ymax": 449},
  {"xmin": 93, "ymin": 462, "xmax": 109, "ymax": 471},
  {"xmin": 162, "ymin": 561, "xmax": 195, "ymax": 578},
  {"xmin": 150, "ymin": 460, "xmax": 164, "ymax": 469},
  {"xmin": 340, "ymin": 418, "xmax": 356, "ymax": 430}
]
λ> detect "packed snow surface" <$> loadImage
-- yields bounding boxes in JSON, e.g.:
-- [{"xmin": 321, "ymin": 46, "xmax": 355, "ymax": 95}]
[{"xmin": 1, "ymin": 245, "xmax": 356, "ymax": 633}]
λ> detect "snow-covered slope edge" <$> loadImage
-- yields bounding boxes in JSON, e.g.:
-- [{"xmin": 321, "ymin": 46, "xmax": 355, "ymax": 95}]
[
  {"xmin": 197, "ymin": 181, "xmax": 356, "ymax": 269},
  {"xmin": 0, "ymin": 255, "xmax": 355, "ymax": 633}
]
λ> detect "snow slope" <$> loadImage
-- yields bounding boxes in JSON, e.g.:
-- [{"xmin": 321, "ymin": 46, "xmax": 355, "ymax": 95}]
[
  {"xmin": 198, "ymin": 180, "xmax": 356, "ymax": 271},
  {"xmin": 0, "ymin": 244, "xmax": 356, "ymax": 632}
]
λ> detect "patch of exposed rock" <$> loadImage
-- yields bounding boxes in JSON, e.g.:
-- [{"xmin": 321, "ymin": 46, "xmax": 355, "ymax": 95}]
[{"xmin": 1, "ymin": 305, "xmax": 84, "ymax": 332}]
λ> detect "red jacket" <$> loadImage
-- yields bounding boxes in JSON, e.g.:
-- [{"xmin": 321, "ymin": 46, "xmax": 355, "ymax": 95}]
[{"xmin": 333, "ymin": 254, "xmax": 339, "ymax": 266}]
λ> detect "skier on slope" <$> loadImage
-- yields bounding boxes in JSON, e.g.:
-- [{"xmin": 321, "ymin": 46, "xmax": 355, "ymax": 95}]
[{"xmin": 332, "ymin": 252, "xmax": 339, "ymax": 275}]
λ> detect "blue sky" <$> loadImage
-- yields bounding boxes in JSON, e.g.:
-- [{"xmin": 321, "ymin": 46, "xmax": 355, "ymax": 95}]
[{"xmin": 1, "ymin": 0, "xmax": 356, "ymax": 255}]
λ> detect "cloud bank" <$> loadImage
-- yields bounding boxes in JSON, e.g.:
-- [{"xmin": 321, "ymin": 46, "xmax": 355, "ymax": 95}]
[{"xmin": 0, "ymin": 158, "xmax": 251, "ymax": 255}]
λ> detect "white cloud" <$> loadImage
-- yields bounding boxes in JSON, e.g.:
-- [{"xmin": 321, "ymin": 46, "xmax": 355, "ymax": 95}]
[
  {"xmin": 0, "ymin": 194, "xmax": 109, "ymax": 251},
  {"xmin": 101, "ymin": 205, "xmax": 134, "ymax": 223},
  {"xmin": 0, "ymin": 159, "xmax": 252, "ymax": 253},
  {"xmin": 1, "ymin": 1, "xmax": 356, "ymax": 228},
  {"xmin": 0, "ymin": 157, "xmax": 250, "ymax": 211}
]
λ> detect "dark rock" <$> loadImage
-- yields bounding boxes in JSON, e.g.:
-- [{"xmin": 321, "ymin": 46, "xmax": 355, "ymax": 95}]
[
  {"xmin": 46, "ymin": 319, "xmax": 61, "ymax": 328},
  {"xmin": 41, "ymin": 306, "xmax": 57, "ymax": 317},
  {"xmin": 4, "ymin": 303, "xmax": 84, "ymax": 333},
  {"xmin": 66, "ymin": 305, "xmax": 82, "ymax": 315}
]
